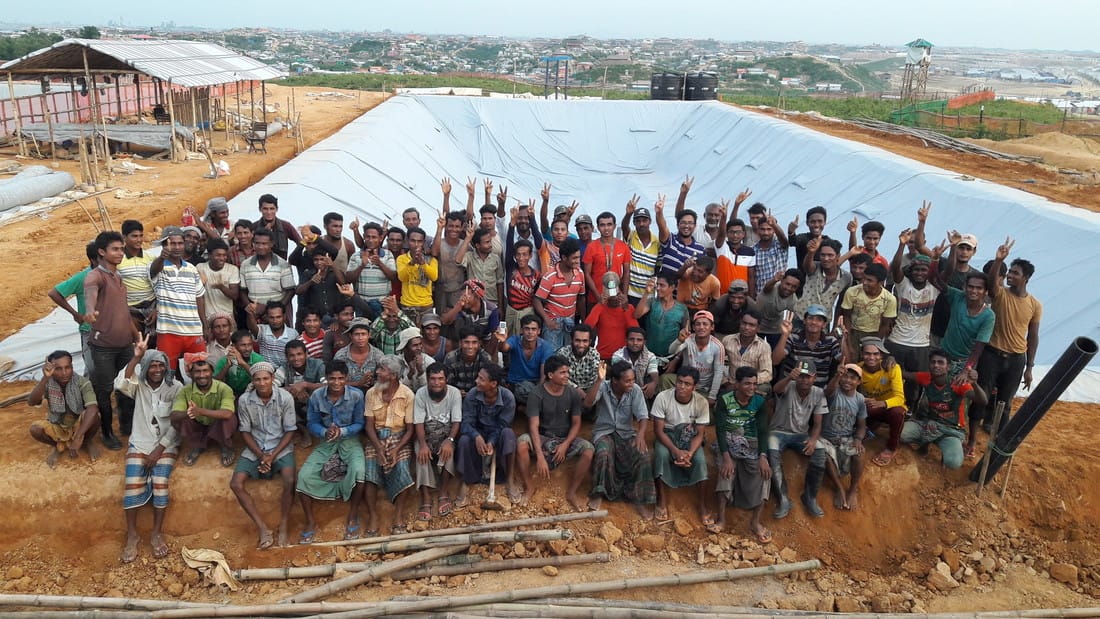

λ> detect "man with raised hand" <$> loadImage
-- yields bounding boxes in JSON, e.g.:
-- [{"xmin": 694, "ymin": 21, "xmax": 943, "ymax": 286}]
[
  {"xmin": 621, "ymin": 195, "xmax": 659, "ymax": 308},
  {"xmin": 115, "ymin": 335, "xmax": 181, "ymax": 563},
  {"xmin": 230, "ymin": 361, "xmax": 297, "ymax": 549},
  {"xmin": 656, "ymin": 191, "xmax": 705, "ymax": 280},
  {"xmin": 788, "ymin": 205, "xmax": 830, "ymax": 270},
  {"xmin": 768, "ymin": 361, "xmax": 830, "ymax": 519},
  {"xmin": 28, "ymin": 350, "xmax": 101, "ymax": 468},
  {"xmin": 533, "ymin": 238, "xmax": 586, "ymax": 351},
  {"xmin": 902, "ymin": 349, "xmax": 987, "ymax": 470}
]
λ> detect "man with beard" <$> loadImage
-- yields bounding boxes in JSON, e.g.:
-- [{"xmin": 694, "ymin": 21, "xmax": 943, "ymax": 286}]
[
  {"xmin": 230, "ymin": 362, "xmax": 297, "ymax": 550},
  {"xmin": 712, "ymin": 278, "xmax": 751, "ymax": 339},
  {"xmin": 150, "ymin": 227, "xmax": 208, "ymax": 374},
  {"xmin": 611, "ymin": 327, "xmax": 659, "ymax": 401},
  {"xmin": 757, "ymin": 268, "xmax": 804, "ymax": 347},
  {"xmin": 274, "ymin": 340, "xmax": 325, "ymax": 448},
  {"xmin": 413, "ymin": 362, "xmax": 462, "ymax": 521},
  {"xmin": 901, "ymin": 349, "xmax": 988, "ymax": 470},
  {"xmin": 651, "ymin": 366, "xmax": 710, "ymax": 524},
  {"xmin": 774, "ymin": 305, "xmax": 844, "ymax": 389},
  {"xmin": 116, "ymin": 337, "xmax": 181, "ymax": 562},
  {"xmin": 397, "ymin": 327, "xmax": 435, "ymax": 393},
  {"xmin": 444, "ymin": 328, "xmax": 495, "ymax": 397},
  {"xmin": 85, "ymin": 230, "xmax": 141, "ymax": 450},
  {"xmin": 363, "ymin": 356, "xmax": 417, "ymax": 535},
  {"xmin": 196, "ymin": 196, "xmax": 232, "ymax": 243},
  {"xmin": 253, "ymin": 194, "xmax": 301, "ymax": 259},
  {"xmin": 664, "ymin": 311, "xmax": 725, "ymax": 407},
  {"xmin": 197, "ymin": 239, "xmax": 240, "ymax": 322},
  {"xmin": 497, "ymin": 315, "xmax": 555, "ymax": 403},
  {"xmin": 712, "ymin": 366, "xmax": 772, "ymax": 541},
  {"xmin": 556, "ymin": 324, "xmax": 603, "ymax": 393},
  {"xmin": 455, "ymin": 364, "xmax": 519, "ymax": 505},
  {"xmin": 721, "ymin": 310, "xmax": 773, "ymax": 396},
  {"xmin": 29, "ymin": 350, "xmax": 101, "ymax": 467},
  {"xmin": 181, "ymin": 226, "xmax": 207, "ymax": 265},
  {"xmin": 396, "ymin": 228, "xmax": 438, "ymax": 326},
  {"xmin": 586, "ymin": 360, "xmax": 655, "ymax": 518},
  {"xmin": 796, "ymin": 237, "xmax": 852, "ymax": 328},
  {"xmin": 620, "ymin": 197, "xmax": 659, "ymax": 308},
  {"xmin": 889, "ymin": 231, "xmax": 939, "ymax": 405},
  {"xmin": 533, "ymin": 238, "xmax": 586, "ymax": 351},
  {"xmin": 204, "ymin": 313, "xmax": 235, "ymax": 369},
  {"xmin": 751, "ymin": 217, "xmax": 789, "ymax": 298},
  {"xmin": 296, "ymin": 360, "xmax": 367, "ymax": 544},
  {"xmin": 768, "ymin": 362, "xmax": 829, "ymax": 519},
  {"xmin": 346, "ymin": 222, "xmax": 398, "ymax": 319},
  {"xmin": 171, "ymin": 357, "xmax": 237, "ymax": 468},
  {"xmin": 515, "ymin": 356, "xmax": 596, "ymax": 509}
]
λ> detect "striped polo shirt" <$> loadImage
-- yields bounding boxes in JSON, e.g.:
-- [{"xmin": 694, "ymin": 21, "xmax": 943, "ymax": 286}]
[
  {"xmin": 258, "ymin": 324, "xmax": 299, "ymax": 370},
  {"xmin": 119, "ymin": 252, "xmax": 156, "ymax": 306},
  {"xmin": 346, "ymin": 249, "xmax": 396, "ymax": 301},
  {"xmin": 240, "ymin": 255, "xmax": 296, "ymax": 304},
  {"xmin": 535, "ymin": 268, "xmax": 585, "ymax": 319},
  {"xmin": 152, "ymin": 260, "xmax": 206, "ymax": 336},
  {"xmin": 659, "ymin": 234, "xmax": 705, "ymax": 278},
  {"xmin": 626, "ymin": 231, "xmax": 659, "ymax": 298}
]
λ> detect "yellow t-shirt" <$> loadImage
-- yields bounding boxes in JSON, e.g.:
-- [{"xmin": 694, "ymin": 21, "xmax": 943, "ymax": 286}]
[
  {"xmin": 396, "ymin": 254, "xmax": 438, "ymax": 308},
  {"xmin": 841, "ymin": 286, "xmax": 898, "ymax": 333}
]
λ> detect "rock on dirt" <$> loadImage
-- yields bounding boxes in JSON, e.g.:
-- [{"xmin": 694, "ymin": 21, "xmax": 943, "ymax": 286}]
[
  {"xmin": 633, "ymin": 535, "xmax": 666, "ymax": 552},
  {"xmin": 542, "ymin": 566, "xmax": 559, "ymax": 577},
  {"xmin": 673, "ymin": 518, "xmax": 693, "ymax": 537},
  {"xmin": 1050, "ymin": 563, "xmax": 1079, "ymax": 586},
  {"xmin": 599, "ymin": 522, "xmax": 623, "ymax": 546},
  {"xmin": 927, "ymin": 562, "xmax": 960, "ymax": 591},
  {"xmin": 835, "ymin": 596, "xmax": 864, "ymax": 612},
  {"xmin": 582, "ymin": 537, "xmax": 609, "ymax": 553}
]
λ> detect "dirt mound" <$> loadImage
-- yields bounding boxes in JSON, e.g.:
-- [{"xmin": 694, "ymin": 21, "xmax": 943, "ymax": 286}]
[{"xmin": 966, "ymin": 133, "xmax": 1100, "ymax": 175}]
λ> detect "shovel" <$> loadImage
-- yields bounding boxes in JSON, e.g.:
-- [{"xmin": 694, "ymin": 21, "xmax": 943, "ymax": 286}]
[{"xmin": 481, "ymin": 451, "xmax": 508, "ymax": 511}]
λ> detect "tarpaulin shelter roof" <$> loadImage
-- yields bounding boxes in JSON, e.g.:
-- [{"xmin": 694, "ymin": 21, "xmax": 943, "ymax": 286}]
[{"xmin": 0, "ymin": 38, "xmax": 284, "ymax": 87}]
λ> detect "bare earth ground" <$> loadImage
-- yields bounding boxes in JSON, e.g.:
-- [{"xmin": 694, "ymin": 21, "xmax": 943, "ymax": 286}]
[{"xmin": 0, "ymin": 89, "xmax": 1097, "ymax": 610}]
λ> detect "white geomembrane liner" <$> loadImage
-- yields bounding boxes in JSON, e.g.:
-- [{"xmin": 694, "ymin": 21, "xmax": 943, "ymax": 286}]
[{"xmin": 4, "ymin": 95, "xmax": 1098, "ymax": 400}]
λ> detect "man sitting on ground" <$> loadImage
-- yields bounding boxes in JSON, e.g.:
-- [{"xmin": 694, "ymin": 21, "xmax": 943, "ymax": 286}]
[
  {"xmin": 768, "ymin": 362, "xmax": 830, "ymax": 519},
  {"xmin": 414, "ymin": 363, "xmax": 462, "ymax": 521},
  {"xmin": 857, "ymin": 337, "xmax": 906, "ymax": 467},
  {"xmin": 611, "ymin": 327, "xmax": 659, "ymax": 401},
  {"xmin": 445, "ymin": 327, "xmax": 495, "ymax": 397},
  {"xmin": 497, "ymin": 315, "xmax": 556, "ymax": 404},
  {"xmin": 901, "ymin": 349, "xmax": 988, "ymax": 470},
  {"xmin": 115, "ymin": 338, "xmax": 181, "ymax": 562},
  {"xmin": 651, "ymin": 367, "xmax": 711, "ymax": 525},
  {"xmin": 821, "ymin": 363, "xmax": 868, "ymax": 511},
  {"xmin": 455, "ymin": 364, "xmax": 519, "ymax": 505},
  {"xmin": 214, "ymin": 329, "xmax": 265, "ymax": 398},
  {"xmin": 171, "ymin": 357, "xmax": 237, "ymax": 468},
  {"xmin": 274, "ymin": 340, "xmax": 326, "ymax": 448},
  {"xmin": 515, "ymin": 356, "xmax": 596, "ymax": 510},
  {"xmin": 664, "ymin": 311, "xmax": 725, "ymax": 407},
  {"xmin": 231, "ymin": 362, "xmax": 297, "ymax": 549},
  {"xmin": 713, "ymin": 366, "xmax": 772, "ymax": 542},
  {"xmin": 556, "ymin": 323, "xmax": 603, "ymax": 393},
  {"xmin": 721, "ymin": 309, "xmax": 773, "ymax": 396},
  {"xmin": 586, "ymin": 360, "xmax": 656, "ymax": 518},
  {"xmin": 28, "ymin": 350, "xmax": 101, "ymax": 468}
]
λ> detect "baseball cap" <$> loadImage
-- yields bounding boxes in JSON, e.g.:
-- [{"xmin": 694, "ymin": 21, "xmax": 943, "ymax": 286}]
[
  {"xmin": 395, "ymin": 326, "xmax": 423, "ymax": 352},
  {"xmin": 205, "ymin": 196, "xmax": 229, "ymax": 213},
  {"xmin": 154, "ymin": 226, "xmax": 184, "ymax": 246},
  {"xmin": 602, "ymin": 272, "xmax": 620, "ymax": 296},
  {"xmin": 796, "ymin": 361, "xmax": 816, "ymax": 375},
  {"xmin": 553, "ymin": 204, "xmax": 570, "ymax": 218},
  {"xmin": 633, "ymin": 207, "xmax": 652, "ymax": 220},
  {"xmin": 843, "ymin": 363, "xmax": 863, "ymax": 378},
  {"xmin": 693, "ymin": 310, "xmax": 715, "ymax": 324},
  {"xmin": 344, "ymin": 317, "xmax": 372, "ymax": 334},
  {"xmin": 804, "ymin": 304, "xmax": 828, "ymax": 319},
  {"xmin": 180, "ymin": 225, "xmax": 203, "ymax": 237},
  {"xmin": 575, "ymin": 214, "xmax": 593, "ymax": 226},
  {"xmin": 860, "ymin": 336, "xmax": 890, "ymax": 355},
  {"xmin": 729, "ymin": 279, "xmax": 749, "ymax": 293},
  {"xmin": 420, "ymin": 314, "xmax": 443, "ymax": 327},
  {"xmin": 958, "ymin": 234, "xmax": 978, "ymax": 249}
]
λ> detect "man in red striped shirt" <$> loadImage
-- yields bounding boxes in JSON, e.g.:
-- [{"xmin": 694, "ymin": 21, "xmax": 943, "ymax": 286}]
[
  {"xmin": 505, "ymin": 240, "xmax": 540, "ymax": 336},
  {"xmin": 533, "ymin": 238, "xmax": 586, "ymax": 351}
]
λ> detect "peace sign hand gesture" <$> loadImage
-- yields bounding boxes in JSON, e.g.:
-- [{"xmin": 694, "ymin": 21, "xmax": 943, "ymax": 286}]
[{"xmin": 134, "ymin": 333, "xmax": 151, "ymax": 359}]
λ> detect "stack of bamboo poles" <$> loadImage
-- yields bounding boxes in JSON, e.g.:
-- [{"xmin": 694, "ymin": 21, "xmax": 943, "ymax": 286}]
[{"xmin": 844, "ymin": 118, "xmax": 1043, "ymax": 163}]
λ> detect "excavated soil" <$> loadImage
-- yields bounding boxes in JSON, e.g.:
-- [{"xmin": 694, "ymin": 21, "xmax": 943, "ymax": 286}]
[{"xmin": 0, "ymin": 90, "xmax": 1097, "ymax": 611}]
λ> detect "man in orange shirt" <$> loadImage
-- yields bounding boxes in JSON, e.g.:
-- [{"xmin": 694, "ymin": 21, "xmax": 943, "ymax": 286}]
[
  {"xmin": 582, "ymin": 211, "xmax": 631, "ymax": 304},
  {"xmin": 677, "ymin": 256, "xmax": 721, "ymax": 314}
]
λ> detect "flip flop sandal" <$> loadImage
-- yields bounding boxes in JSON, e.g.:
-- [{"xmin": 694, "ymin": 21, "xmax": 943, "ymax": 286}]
[
  {"xmin": 437, "ymin": 496, "xmax": 454, "ymax": 517},
  {"xmin": 417, "ymin": 504, "xmax": 432, "ymax": 522},
  {"xmin": 299, "ymin": 530, "xmax": 316, "ymax": 545},
  {"xmin": 151, "ymin": 536, "xmax": 169, "ymax": 559},
  {"xmin": 344, "ymin": 522, "xmax": 361, "ymax": 541},
  {"xmin": 390, "ymin": 523, "xmax": 408, "ymax": 535},
  {"xmin": 258, "ymin": 531, "xmax": 275, "ymax": 550},
  {"xmin": 705, "ymin": 522, "xmax": 723, "ymax": 535},
  {"xmin": 755, "ymin": 529, "xmax": 773, "ymax": 544},
  {"xmin": 964, "ymin": 445, "xmax": 977, "ymax": 459},
  {"xmin": 220, "ymin": 447, "xmax": 237, "ymax": 468},
  {"xmin": 183, "ymin": 449, "xmax": 202, "ymax": 467},
  {"xmin": 872, "ymin": 450, "xmax": 896, "ymax": 466}
]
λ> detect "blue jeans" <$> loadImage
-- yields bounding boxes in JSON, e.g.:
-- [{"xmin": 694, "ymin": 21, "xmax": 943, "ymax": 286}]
[
  {"xmin": 767, "ymin": 430, "xmax": 827, "ymax": 497},
  {"xmin": 543, "ymin": 316, "xmax": 575, "ymax": 351}
]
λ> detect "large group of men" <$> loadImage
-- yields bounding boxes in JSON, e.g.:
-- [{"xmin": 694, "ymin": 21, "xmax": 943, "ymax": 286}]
[{"xmin": 38, "ymin": 176, "xmax": 1042, "ymax": 558}]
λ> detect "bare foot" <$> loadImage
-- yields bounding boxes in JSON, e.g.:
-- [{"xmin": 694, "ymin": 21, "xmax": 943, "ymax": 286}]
[
  {"xmin": 86, "ymin": 442, "xmax": 101, "ymax": 463},
  {"xmin": 565, "ymin": 492, "xmax": 586, "ymax": 512},
  {"xmin": 655, "ymin": 506, "xmax": 670, "ymax": 521},
  {"xmin": 121, "ymin": 533, "xmax": 140, "ymax": 563},
  {"xmin": 587, "ymin": 496, "xmax": 603, "ymax": 511},
  {"xmin": 150, "ymin": 533, "xmax": 169, "ymax": 559},
  {"xmin": 277, "ymin": 524, "xmax": 289, "ymax": 547},
  {"xmin": 847, "ymin": 487, "xmax": 860, "ymax": 511},
  {"xmin": 507, "ymin": 485, "xmax": 525, "ymax": 505},
  {"xmin": 833, "ymin": 488, "xmax": 848, "ymax": 510},
  {"xmin": 45, "ymin": 449, "xmax": 60, "ymax": 469},
  {"xmin": 258, "ymin": 529, "xmax": 274, "ymax": 550}
]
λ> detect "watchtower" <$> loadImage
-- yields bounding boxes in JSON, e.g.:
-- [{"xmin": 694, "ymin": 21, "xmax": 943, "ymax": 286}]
[{"xmin": 900, "ymin": 38, "xmax": 933, "ymax": 103}]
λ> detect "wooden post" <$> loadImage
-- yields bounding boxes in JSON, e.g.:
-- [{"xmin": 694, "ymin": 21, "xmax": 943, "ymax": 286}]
[
  {"xmin": 222, "ymin": 83, "xmax": 229, "ymax": 144},
  {"xmin": 167, "ymin": 80, "xmax": 177, "ymax": 162},
  {"xmin": 114, "ymin": 75, "xmax": 122, "ymax": 119},
  {"xmin": 249, "ymin": 80, "xmax": 255, "ymax": 124},
  {"xmin": 260, "ymin": 80, "xmax": 266, "ymax": 123},
  {"xmin": 6, "ymin": 72, "xmax": 27, "ymax": 157},
  {"xmin": 234, "ymin": 80, "xmax": 241, "ymax": 132},
  {"xmin": 43, "ymin": 93, "xmax": 56, "ymax": 163},
  {"xmin": 135, "ymin": 73, "xmax": 142, "ymax": 120}
]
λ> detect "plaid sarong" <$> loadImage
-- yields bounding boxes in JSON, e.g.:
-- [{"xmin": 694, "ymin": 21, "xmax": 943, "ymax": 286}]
[
  {"xmin": 654, "ymin": 423, "xmax": 707, "ymax": 489},
  {"xmin": 364, "ymin": 429, "xmax": 415, "ymax": 502},
  {"xmin": 123, "ymin": 448, "xmax": 177, "ymax": 510},
  {"xmin": 590, "ymin": 434, "xmax": 656, "ymax": 504}
]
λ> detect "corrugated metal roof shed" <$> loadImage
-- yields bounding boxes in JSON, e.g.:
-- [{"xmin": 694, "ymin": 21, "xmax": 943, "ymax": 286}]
[{"xmin": 1, "ymin": 38, "xmax": 284, "ymax": 87}]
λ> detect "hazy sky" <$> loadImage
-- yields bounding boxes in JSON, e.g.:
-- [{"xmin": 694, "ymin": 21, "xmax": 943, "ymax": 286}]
[{"xmin": 12, "ymin": 0, "xmax": 1100, "ymax": 51}]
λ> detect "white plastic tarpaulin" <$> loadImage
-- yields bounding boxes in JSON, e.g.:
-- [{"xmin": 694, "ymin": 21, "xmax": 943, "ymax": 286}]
[{"xmin": 4, "ymin": 96, "xmax": 1099, "ymax": 399}]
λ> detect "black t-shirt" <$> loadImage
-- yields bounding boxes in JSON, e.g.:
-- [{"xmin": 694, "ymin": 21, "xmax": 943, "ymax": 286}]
[
  {"xmin": 527, "ymin": 384, "xmax": 583, "ymax": 439},
  {"xmin": 930, "ymin": 260, "xmax": 976, "ymax": 338}
]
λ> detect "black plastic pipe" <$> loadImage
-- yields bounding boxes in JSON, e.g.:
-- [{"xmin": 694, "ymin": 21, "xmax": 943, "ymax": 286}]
[{"xmin": 969, "ymin": 336, "xmax": 1098, "ymax": 482}]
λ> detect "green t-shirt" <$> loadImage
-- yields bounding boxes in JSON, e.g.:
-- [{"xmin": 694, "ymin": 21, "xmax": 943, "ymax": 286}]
[
  {"xmin": 172, "ymin": 380, "xmax": 236, "ymax": 425},
  {"xmin": 645, "ymin": 300, "xmax": 689, "ymax": 357},
  {"xmin": 213, "ymin": 352, "xmax": 265, "ymax": 395},
  {"xmin": 54, "ymin": 268, "xmax": 91, "ymax": 334},
  {"xmin": 941, "ymin": 287, "xmax": 995, "ymax": 360},
  {"xmin": 714, "ymin": 391, "xmax": 768, "ymax": 458}
]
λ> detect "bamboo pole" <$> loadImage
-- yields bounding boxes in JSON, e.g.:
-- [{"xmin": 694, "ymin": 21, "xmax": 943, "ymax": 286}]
[
  {"xmin": 236, "ymin": 554, "xmax": 483, "ymax": 581},
  {"xmin": 7, "ymin": 72, "xmax": 27, "ymax": 157},
  {"xmin": 222, "ymin": 84, "xmax": 229, "ymax": 144},
  {"xmin": 166, "ymin": 80, "xmax": 177, "ymax": 162},
  {"xmin": 135, "ymin": 73, "xmax": 142, "ymax": 120},
  {"xmin": 81, "ymin": 50, "xmax": 100, "ymax": 177},
  {"xmin": 393, "ymin": 552, "xmax": 609, "ymax": 582},
  {"xmin": 0, "ymin": 594, "xmax": 210, "ymax": 611},
  {"xmin": 43, "ymin": 93, "xmax": 56, "ymax": 163},
  {"xmin": 0, "ymin": 611, "xmax": 149, "ymax": 619},
  {"xmin": 313, "ymin": 510, "xmax": 606, "ymax": 548},
  {"xmin": 348, "ymin": 529, "xmax": 571, "ymax": 555},
  {"xmin": 296, "ymin": 561, "xmax": 823, "ymax": 619},
  {"xmin": 114, "ymin": 76, "xmax": 122, "ymax": 119},
  {"xmin": 453, "ymin": 605, "xmax": 1100, "ymax": 619},
  {"xmin": 279, "ymin": 544, "xmax": 466, "ymax": 605}
]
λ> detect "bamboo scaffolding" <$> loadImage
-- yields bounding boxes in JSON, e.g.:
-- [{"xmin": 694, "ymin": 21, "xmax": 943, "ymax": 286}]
[
  {"xmin": 312, "ymin": 510, "xmax": 606, "ymax": 548},
  {"xmin": 279, "ymin": 545, "xmax": 467, "ymax": 605},
  {"xmin": 42, "ymin": 93, "xmax": 56, "ymax": 162},
  {"xmin": 167, "ymin": 81, "xmax": 177, "ymax": 162},
  {"xmin": 6, "ymin": 72, "xmax": 27, "ymax": 157},
  {"xmin": 349, "ymin": 529, "xmax": 571, "ymax": 556}
]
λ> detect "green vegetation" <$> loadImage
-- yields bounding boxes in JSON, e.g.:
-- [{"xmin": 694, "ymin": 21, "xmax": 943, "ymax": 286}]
[
  {"xmin": 349, "ymin": 39, "xmax": 389, "ymax": 56},
  {"xmin": 280, "ymin": 72, "xmax": 647, "ymax": 100},
  {"xmin": 845, "ymin": 64, "xmax": 888, "ymax": 92},
  {"xmin": 724, "ymin": 94, "xmax": 900, "ymax": 121},
  {"xmin": 954, "ymin": 99, "xmax": 1064, "ymax": 124},
  {"xmin": 224, "ymin": 34, "xmax": 266, "ymax": 52},
  {"xmin": 571, "ymin": 63, "xmax": 651, "ymax": 85},
  {"xmin": 456, "ymin": 44, "xmax": 504, "ymax": 63},
  {"xmin": 73, "ymin": 26, "xmax": 101, "ymax": 39},
  {"xmin": 859, "ymin": 56, "xmax": 906, "ymax": 73},
  {"xmin": 0, "ymin": 29, "xmax": 63, "ymax": 61}
]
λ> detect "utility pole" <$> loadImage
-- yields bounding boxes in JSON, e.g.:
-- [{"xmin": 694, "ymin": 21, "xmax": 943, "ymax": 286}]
[
  {"xmin": 513, "ymin": 58, "xmax": 517, "ymax": 97},
  {"xmin": 602, "ymin": 65, "xmax": 608, "ymax": 99}
]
